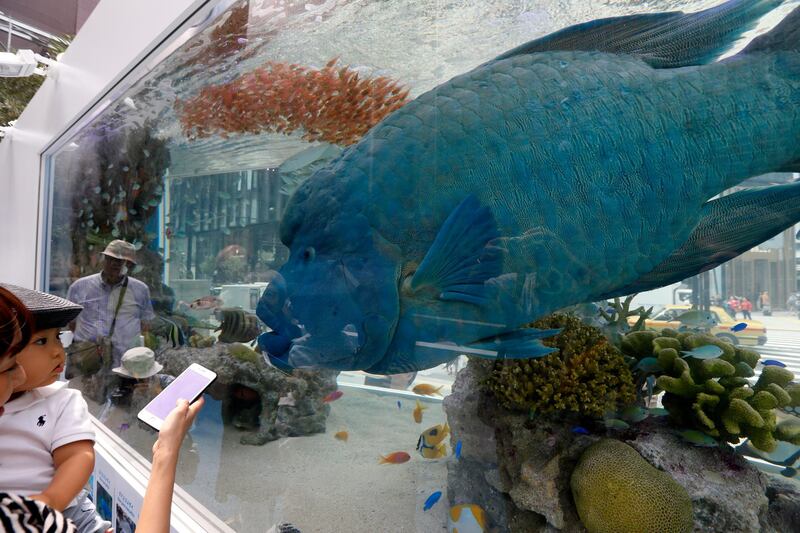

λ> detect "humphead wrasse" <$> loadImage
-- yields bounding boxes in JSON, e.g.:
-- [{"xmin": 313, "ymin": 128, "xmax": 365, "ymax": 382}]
[{"xmin": 258, "ymin": 0, "xmax": 800, "ymax": 374}]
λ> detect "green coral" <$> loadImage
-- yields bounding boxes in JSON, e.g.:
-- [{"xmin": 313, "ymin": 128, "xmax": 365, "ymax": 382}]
[
  {"xmin": 485, "ymin": 313, "xmax": 636, "ymax": 418},
  {"xmin": 622, "ymin": 329, "xmax": 798, "ymax": 452},
  {"xmin": 571, "ymin": 439, "xmax": 693, "ymax": 533}
]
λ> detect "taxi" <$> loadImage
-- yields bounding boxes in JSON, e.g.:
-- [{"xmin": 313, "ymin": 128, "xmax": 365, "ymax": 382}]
[{"xmin": 630, "ymin": 304, "xmax": 767, "ymax": 346}]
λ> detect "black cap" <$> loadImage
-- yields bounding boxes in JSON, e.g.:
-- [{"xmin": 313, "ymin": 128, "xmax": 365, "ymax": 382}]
[{"xmin": 0, "ymin": 284, "xmax": 83, "ymax": 330}]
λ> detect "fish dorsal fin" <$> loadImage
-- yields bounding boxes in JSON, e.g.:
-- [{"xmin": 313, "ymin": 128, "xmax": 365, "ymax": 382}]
[
  {"xmin": 597, "ymin": 180, "xmax": 800, "ymax": 298},
  {"xmin": 493, "ymin": 0, "xmax": 782, "ymax": 68},
  {"xmin": 407, "ymin": 195, "xmax": 502, "ymax": 306}
]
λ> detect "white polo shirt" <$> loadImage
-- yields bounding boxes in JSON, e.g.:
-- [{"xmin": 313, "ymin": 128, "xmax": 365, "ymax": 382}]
[{"xmin": 0, "ymin": 382, "xmax": 95, "ymax": 497}]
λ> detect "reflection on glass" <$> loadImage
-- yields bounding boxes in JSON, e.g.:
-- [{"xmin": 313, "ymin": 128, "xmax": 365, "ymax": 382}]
[{"xmin": 44, "ymin": 0, "xmax": 800, "ymax": 530}]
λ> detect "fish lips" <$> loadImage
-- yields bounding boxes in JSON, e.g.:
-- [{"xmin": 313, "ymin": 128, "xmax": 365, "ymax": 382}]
[{"xmin": 261, "ymin": 314, "xmax": 393, "ymax": 371}]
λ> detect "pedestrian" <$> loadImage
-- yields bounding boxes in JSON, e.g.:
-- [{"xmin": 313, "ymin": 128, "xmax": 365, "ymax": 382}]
[
  {"xmin": 727, "ymin": 296, "xmax": 740, "ymax": 319},
  {"xmin": 759, "ymin": 291, "xmax": 771, "ymax": 316},
  {"xmin": 741, "ymin": 297, "xmax": 753, "ymax": 320}
]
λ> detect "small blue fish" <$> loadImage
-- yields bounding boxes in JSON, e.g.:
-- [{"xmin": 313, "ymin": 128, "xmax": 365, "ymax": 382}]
[
  {"xmin": 119, "ymin": 423, "xmax": 130, "ymax": 432},
  {"xmin": 648, "ymin": 407, "xmax": 669, "ymax": 417},
  {"xmin": 780, "ymin": 467, "xmax": 797, "ymax": 478},
  {"xmin": 571, "ymin": 426, "xmax": 590, "ymax": 435},
  {"xmin": 620, "ymin": 406, "xmax": 649, "ymax": 423},
  {"xmin": 681, "ymin": 344, "xmax": 723, "ymax": 360},
  {"xmin": 397, "ymin": 400, "xmax": 402, "ymax": 409},
  {"xmin": 761, "ymin": 359, "xmax": 787, "ymax": 367},
  {"xmin": 455, "ymin": 440, "xmax": 463, "ymax": 459},
  {"xmin": 423, "ymin": 491, "xmax": 442, "ymax": 511},
  {"xmin": 730, "ymin": 322, "xmax": 748, "ymax": 332}
]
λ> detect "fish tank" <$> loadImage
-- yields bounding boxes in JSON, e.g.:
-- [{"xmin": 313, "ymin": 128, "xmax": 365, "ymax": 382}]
[{"xmin": 43, "ymin": 0, "xmax": 800, "ymax": 531}]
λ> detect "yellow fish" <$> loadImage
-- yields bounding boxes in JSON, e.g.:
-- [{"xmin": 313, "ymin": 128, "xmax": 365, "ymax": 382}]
[
  {"xmin": 413, "ymin": 383, "xmax": 444, "ymax": 396},
  {"xmin": 417, "ymin": 423, "xmax": 450, "ymax": 459},
  {"xmin": 334, "ymin": 430, "xmax": 348, "ymax": 442},
  {"xmin": 448, "ymin": 504, "xmax": 487, "ymax": 533},
  {"xmin": 413, "ymin": 400, "xmax": 427, "ymax": 424}
]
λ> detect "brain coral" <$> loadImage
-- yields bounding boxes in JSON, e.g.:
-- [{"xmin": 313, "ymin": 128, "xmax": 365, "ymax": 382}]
[
  {"xmin": 571, "ymin": 439, "xmax": 693, "ymax": 533},
  {"xmin": 485, "ymin": 313, "xmax": 636, "ymax": 418}
]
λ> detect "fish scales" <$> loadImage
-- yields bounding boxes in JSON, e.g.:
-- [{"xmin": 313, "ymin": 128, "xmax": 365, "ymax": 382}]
[{"xmin": 267, "ymin": 5, "xmax": 800, "ymax": 373}]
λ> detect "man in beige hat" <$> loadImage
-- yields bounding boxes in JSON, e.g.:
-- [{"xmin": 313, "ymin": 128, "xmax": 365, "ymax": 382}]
[{"xmin": 66, "ymin": 240, "xmax": 155, "ymax": 374}]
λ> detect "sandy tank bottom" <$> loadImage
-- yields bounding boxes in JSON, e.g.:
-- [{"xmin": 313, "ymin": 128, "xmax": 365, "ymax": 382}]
[{"xmin": 87, "ymin": 386, "xmax": 451, "ymax": 532}]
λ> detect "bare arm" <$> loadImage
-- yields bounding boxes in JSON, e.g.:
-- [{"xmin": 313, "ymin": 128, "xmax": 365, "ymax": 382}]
[
  {"xmin": 31, "ymin": 440, "xmax": 95, "ymax": 511},
  {"xmin": 138, "ymin": 397, "xmax": 203, "ymax": 533}
]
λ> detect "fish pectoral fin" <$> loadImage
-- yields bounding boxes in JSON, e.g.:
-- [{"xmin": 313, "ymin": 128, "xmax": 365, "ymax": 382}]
[
  {"xmin": 492, "ymin": 0, "xmax": 781, "ymax": 68},
  {"xmin": 407, "ymin": 195, "xmax": 501, "ymax": 306},
  {"xmin": 468, "ymin": 327, "xmax": 560, "ymax": 360}
]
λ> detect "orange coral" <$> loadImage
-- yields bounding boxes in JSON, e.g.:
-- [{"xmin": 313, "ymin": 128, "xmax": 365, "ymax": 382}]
[{"xmin": 175, "ymin": 58, "xmax": 411, "ymax": 145}]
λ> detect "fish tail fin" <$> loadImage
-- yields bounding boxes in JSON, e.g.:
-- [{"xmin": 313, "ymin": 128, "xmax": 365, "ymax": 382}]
[
  {"xmin": 741, "ymin": 4, "xmax": 800, "ymax": 54},
  {"xmin": 378, "ymin": 455, "xmax": 389, "ymax": 464}
]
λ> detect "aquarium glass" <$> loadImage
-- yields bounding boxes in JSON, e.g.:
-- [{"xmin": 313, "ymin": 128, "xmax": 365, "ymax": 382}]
[{"xmin": 45, "ymin": 0, "xmax": 800, "ymax": 530}]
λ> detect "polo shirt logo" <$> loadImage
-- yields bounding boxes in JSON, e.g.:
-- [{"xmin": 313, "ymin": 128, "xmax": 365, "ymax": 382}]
[{"xmin": 37, "ymin": 415, "xmax": 46, "ymax": 427}]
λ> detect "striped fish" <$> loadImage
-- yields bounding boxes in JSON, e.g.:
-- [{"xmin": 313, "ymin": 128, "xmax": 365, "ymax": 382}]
[{"xmin": 217, "ymin": 308, "xmax": 262, "ymax": 343}]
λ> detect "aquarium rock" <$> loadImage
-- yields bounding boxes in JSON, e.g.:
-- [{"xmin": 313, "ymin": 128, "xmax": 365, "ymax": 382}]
[
  {"xmin": 158, "ymin": 343, "xmax": 338, "ymax": 445},
  {"xmin": 447, "ymin": 357, "xmax": 798, "ymax": 532}
]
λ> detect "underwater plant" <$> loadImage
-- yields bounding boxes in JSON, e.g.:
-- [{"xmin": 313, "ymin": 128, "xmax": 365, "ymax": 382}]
[
  {"xmin": 175, "ymin": 58, "xmax": 410, "ymax": 145},
  {"xmin": 484, "ymin": 314, "xmax": 636, "ymax": 418},
  {"xmin": 621, "ymin": 329, "xmax": 800, "ymax": 452},
  {"xmin": 571, "ymin": 439, "xmax": 693, "ymax": 533}
]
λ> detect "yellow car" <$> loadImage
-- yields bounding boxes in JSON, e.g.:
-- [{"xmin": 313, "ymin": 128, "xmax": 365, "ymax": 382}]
[{"xmin": 631, "ymin": 304, "xmax": 767, "ymax": 346}]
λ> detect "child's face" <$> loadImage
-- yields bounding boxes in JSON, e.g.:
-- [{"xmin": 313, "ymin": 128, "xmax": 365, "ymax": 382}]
[
  {"xmin": 0, "ymin": 353, "xmax": 27, "ymax": 410},
  {"xmin": 14, "ymin": 328, "xmax": 66, "ymax": 392}
]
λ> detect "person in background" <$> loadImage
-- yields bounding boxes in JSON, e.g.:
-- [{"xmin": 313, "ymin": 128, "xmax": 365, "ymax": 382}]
[
  {"xmin": 67, "ymin": 240, "xmax": 155, "ymax": 370},
  {"xmin": 740, "ymin": 297, "xmax": 753, "ymax": 320},
  {"xmin": 0, "ymin": 286, "xmax": 202, "ymax": 533},
  {"xmin": 727, "ymin": 295, "xmax": 741, "ymax": 319},
  {"xmin": 759, "ymin": 291, "xmax": 771, "ymax": 316}
]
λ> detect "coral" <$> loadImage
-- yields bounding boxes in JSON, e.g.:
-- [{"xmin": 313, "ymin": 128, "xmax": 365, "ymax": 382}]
[
  {"xmin": 484, "ymin": 313, "xmax": 636, "ymax": 418},
  {"xmin": 622, "ymin": 330, "xmax": 800, "ymax": 452},
  {"xmin": 571, "ymin": 439, "xmax": 693, "ymax": 533},
  {"xmin": 175, "ymin": 59, "xmax": 410, "ymax": 146}
]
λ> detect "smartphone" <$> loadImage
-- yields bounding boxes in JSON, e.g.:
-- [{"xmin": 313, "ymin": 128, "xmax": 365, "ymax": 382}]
[{"xmin": 137, "ymin": 363, "xmax": 216, "ymax": 431}]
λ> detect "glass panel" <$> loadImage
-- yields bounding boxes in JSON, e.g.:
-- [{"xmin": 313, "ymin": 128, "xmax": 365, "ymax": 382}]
[{"xmin": 44, "ymin": 0, "xmax": 800, "ymax": 530}]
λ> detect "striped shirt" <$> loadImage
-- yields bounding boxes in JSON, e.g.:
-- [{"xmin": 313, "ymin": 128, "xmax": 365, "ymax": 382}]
[{"xmin": 0, "ymin": 493, "xmax": 75, "ymax": 533}]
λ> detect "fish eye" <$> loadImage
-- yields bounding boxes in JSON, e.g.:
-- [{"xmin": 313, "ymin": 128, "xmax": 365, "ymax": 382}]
[
  {"xmin": 302, "ymin": 247, "xmax": 316, "ymax": 262},
  {"xmin": 430, "ymin": 428, "xmax": 438, "ymax": 436}
]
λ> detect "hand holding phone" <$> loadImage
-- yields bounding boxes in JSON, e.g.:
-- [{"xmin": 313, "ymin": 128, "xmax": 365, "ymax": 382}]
[{"xmin": 138, "ymin": 363, "xmax": 216, "ymax": 431}]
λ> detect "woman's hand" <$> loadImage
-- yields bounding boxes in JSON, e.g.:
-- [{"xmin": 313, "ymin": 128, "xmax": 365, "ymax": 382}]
[{"xmin": 152, "ymin": 397, "xmax": 204, "ymax": 459}]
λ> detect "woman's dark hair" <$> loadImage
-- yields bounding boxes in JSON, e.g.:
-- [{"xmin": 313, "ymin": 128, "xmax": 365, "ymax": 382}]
[{"xmin": 0, "ymin": 286, "xmax": 33, "ymax": 359}]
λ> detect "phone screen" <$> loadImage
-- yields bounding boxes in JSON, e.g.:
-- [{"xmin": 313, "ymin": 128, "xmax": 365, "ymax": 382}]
[{"xmin": 142, "ymin": 366, "xmax": 215, "ymax": 421}]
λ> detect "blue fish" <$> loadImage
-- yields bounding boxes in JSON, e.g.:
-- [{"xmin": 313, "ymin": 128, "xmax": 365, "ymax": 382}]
[
  {"xmin": 455, "ymin": 440, "xmax": 463, "ymax": 459},
  {"xmin": 397, "ymin": 400, "xmax": 402, "ymax": 409},
  {"xmin": 572, "ymin": 426, "xmax": 590, "ymax": 435},
  {"xmin": 761, "ymin": 359, "xmax": 787, "ymax": 367},
  {"xmin": 258, "ymin": 0, "xmax": 800, "ymax": 373},
  {"xmin": 731, "ymin": 322, "xmax": 748, "ymax": 332},
  {"xmin": 423, "ymin": 491, "xmax": 442, "ymax": 511},
  {"xmin": 646, "ymin": 375, "xmax": 656, "ymax": 404},
  {"xmin": 681, "ymin": 345, "xmax": 724, "ymax": 360}
]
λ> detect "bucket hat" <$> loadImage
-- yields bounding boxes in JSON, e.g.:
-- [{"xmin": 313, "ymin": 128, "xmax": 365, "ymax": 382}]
[
  {"xmin": 112, "ymin": 347, "xmax": 163, "ymax": 379},
  {"xmin": 102, "ymin": 240, "xmax": 137, "ymax": 265},
  {"xmin": 0, "ymin": 283, "xmax": 83, "ymax": 330}
]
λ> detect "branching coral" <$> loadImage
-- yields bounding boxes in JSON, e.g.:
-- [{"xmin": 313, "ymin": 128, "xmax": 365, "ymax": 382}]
[
  {"xmin": 621, "ymin": 329, "xmax": 800, "ymax": 451},
  {"xmin": 484, "ymin": 313, "xmax": 636, "ymax": 418},
  {"xmin": 175, "ymin": 58, "xmax": 411, "ymax": 145}
]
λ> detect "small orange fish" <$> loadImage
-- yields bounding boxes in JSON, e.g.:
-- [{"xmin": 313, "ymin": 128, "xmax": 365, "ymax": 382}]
[
  {"xmin": 323, "ymin": 390, "xmax": 344, "ymax": 403},
  {"xmin": 412, "ymin": 383, "xmax": 444, "ymax": 396},
  {"xmin": 413, "ymin": 399, "xmax": 427, "ymax": 424},
  {"xmin": 334, "ymin": 431, "xmax": 348, "ymax": 442},
  {"xmin": 190, "ymin": 295, "xmax": 224, "ymax": 310},
  {"xmin": 379, "ymin": 451, "xmax": 411, "ymax": 464}
]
